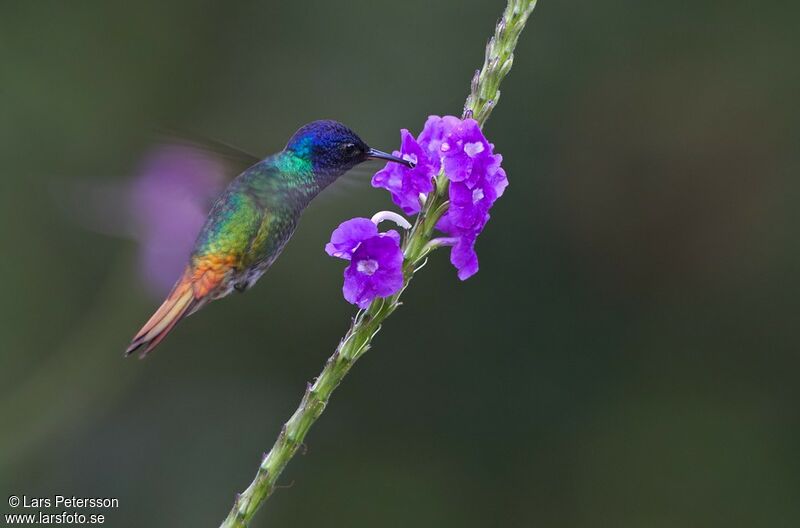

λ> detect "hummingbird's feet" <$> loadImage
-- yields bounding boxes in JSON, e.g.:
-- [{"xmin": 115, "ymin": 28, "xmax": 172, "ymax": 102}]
[{"xmin": 234, "ymin": 281, "xmax": 248, "ymax": 293}]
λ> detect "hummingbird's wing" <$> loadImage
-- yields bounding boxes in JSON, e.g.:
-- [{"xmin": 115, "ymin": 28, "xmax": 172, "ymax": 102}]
[
  {"xmin": 153, "ymin": 128, "xmax": 262, "ymax": 175},
  {"xmin": 59, "ymin": 134, "xmax": 263, "ymax": 297}
]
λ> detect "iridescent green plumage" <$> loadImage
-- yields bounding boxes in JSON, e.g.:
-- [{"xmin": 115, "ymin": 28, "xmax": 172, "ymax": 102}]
[
  {"xmin": 192, "ymin": 154, "xmax": 315, "ymax": 287},
  {"xmin": 126, "ymin": 120, "xmax": 411, "ymax": 357}
]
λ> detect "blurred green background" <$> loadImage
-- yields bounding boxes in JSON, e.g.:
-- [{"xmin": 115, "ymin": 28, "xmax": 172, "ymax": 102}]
[{"xmin": 1, "ymin": 1, "xmax": 798, "ymax": 526}]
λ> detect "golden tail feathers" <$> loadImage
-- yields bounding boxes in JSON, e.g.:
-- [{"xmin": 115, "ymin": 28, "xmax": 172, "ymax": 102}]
[{"xmin": 125, "ymin": 268, "xmax": 200, "ymax": 358}]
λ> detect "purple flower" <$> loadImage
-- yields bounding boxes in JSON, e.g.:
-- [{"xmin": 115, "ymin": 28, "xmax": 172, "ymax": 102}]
[
  {"xmin": 371, "ymin": 130, "xmax": 435, "ymax": 214},
  {"xmin": 435, "ymin": 117, "xmax": 507, "ymax": 279},
  {"xmin": 326, "ymin": 218, "xmax": 404, "ymax": 308},
  {"xmin": 370, "ymin": 115, "xmax": 507, "ymax": 281},
  {"xmin": 417, "ymin": 115, "xmax": 463, "ymax": 165},
  {"xmin": 440, "ymin": 155, "xmax": 507, "ymax": 232},
  {"xmin": 439, "ymin": 119, "xmax": 493, "ymax": 187}
]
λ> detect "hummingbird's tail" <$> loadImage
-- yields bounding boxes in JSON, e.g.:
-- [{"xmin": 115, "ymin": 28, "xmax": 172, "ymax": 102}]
[{"xmin": 125, "ymin": 268, "xmax": 200, "ymax": 358}]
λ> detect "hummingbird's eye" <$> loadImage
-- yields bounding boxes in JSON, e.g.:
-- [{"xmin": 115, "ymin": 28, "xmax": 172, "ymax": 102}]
[{"xmin": 342, "ymin": 143, "xmax": 359, "ymax": 156}]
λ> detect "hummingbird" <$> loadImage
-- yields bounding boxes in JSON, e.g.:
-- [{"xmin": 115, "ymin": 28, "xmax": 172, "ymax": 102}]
[{"xmin": 125, "ymin": 120, "xmax": 411, "ymax": 358}]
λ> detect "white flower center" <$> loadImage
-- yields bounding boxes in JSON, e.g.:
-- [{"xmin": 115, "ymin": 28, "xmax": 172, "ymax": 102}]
[
  {"xmin": 440, "ymin": 142, "xmax": 451, "ymax": 152},
  {"xmin": 357, "ymin": 259, "xmax": 379, "ymax": 276},
  {"xmin": 472, "ymin": 188, "xmax": 485, "ymax": 204},
  {"xmin": 464, "ymin": 142, "xmax": 485, "ymax": 158}
]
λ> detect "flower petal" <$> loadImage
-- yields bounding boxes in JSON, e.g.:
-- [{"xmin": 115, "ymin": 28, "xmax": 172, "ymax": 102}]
[
  {"xmin": 451, "ymin": 235, "xmax": 479, "ymax": 281},
  {"xmin": 325, "ymin": 217, "xmax": 378, "ymax": 260}
]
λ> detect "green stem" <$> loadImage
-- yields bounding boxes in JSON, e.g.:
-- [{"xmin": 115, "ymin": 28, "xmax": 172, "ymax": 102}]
[{"xmin": 219, "ymin": 1, "xmax": 537, "ymax": 526}]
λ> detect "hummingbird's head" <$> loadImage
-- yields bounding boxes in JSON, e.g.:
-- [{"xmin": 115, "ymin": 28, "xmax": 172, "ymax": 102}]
[{"xmin": 285, "ymin": 120, "xmax": 412, "ymax": 179}]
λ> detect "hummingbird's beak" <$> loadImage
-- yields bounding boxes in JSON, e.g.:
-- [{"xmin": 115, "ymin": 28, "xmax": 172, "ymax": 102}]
[{"xmin": 367, "ymin": 148, "xmax": 415, "ymax": 168}]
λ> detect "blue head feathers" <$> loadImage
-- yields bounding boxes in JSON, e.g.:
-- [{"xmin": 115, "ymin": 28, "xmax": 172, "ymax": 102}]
[{"xmin": 285, "ymin": 120, "xmax": 412, "ymax": 175}]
